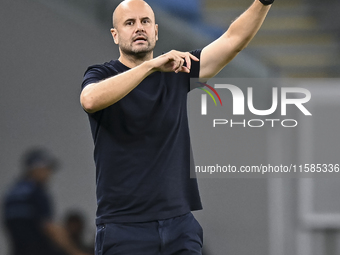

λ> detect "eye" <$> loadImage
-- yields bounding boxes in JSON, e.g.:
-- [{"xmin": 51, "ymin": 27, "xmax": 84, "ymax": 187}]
[
  {"xmin": 142, "ymin": 19, "xmax": 150, "ymax": 24},
  {"xmin": 126, "ymin": 21, "xmax": 134, "ymax": 26}
]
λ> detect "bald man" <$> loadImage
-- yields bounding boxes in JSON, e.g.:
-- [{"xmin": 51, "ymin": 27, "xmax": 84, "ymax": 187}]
[{"xmin": 80, "ymin": 0, "xmax": 273, "ymax": 254}]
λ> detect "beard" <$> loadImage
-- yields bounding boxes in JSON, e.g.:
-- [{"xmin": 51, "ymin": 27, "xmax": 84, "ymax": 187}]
[{"xmin": 119, "ymin": 38, "xmax": 156, "ymax": 60}]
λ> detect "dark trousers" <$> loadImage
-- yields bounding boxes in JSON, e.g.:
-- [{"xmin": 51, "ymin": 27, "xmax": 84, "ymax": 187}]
[{"xmin": 95, "ymin": 212, "xmax": 203, "ymax": 255}]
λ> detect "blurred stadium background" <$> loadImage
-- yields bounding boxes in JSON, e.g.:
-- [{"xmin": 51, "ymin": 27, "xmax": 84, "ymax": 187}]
[{"xmin": 1, "ymin": 0, "xmax": 340, "ymax": 254}]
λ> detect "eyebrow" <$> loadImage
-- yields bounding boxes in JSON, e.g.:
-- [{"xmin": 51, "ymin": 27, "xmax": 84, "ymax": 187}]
[
  {"xmin": 124, "ymin": 18, "xmax": 135, "ymax": 23},
  {"xmin": 124, "ymin": 16, "xmax": 152, "ymax": 23}
]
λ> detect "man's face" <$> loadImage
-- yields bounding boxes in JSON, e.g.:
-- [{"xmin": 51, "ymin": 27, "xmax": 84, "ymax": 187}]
[{"xmin": 111, "ymin": 0, "xmax": 158, "ymax": 58}]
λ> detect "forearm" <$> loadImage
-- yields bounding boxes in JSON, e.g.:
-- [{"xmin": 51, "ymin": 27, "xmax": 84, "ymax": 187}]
[
  {"xmin": 199, "ymin": 0, "xmax": 272, "ymax": 78},
  {"xmin": 225, "ymin": 0, "xmax": 271, "ymax": 52},
  {"xmin": 81, "ymin": 60, "xmax": 155, "ymax": 113}
]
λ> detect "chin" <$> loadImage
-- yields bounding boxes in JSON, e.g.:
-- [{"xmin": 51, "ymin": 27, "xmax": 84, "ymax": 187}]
[
  {"xmin": 121, "ymin": 45, "xmax": 154, "ymax": 57},
  {"xmin": 133, "ymin": 47, "xmax": 153, "ymax": 55},
  {"xmin": 132, "ymin": 45, "xmax": 150, "ymax": 52}
]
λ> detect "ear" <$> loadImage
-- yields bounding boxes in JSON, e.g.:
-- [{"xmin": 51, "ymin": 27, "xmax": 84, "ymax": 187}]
[
  {"xmin": 155, "ymin": 24, "xmax": 159, "ymax": 41},
  {"xmin": 111, "ymin": 28, "xmax": 119, "ymax": 45}
]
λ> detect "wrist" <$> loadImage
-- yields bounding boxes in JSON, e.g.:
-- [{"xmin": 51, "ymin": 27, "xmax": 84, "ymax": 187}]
[{"xmin": 144, "ymin": 58, "xmax": 159, "ymax": 74}]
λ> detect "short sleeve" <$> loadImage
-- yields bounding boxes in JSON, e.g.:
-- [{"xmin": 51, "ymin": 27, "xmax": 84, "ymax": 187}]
[
  {"xmin": 189, "ymin": 49, "xmax": 202, "ymax": 78},
  {"xmin": 81, "ymin": 64, "xmax": 112, "ymax": 91}
]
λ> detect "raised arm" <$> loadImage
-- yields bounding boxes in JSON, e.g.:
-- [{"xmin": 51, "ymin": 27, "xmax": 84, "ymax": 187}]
[
  {"xmin": 199, "ymin": 0, "xmax": 273, "ymax": 78},
  {"xmin": 80, "ymin": 50, "xmax": 198, "ymax": 113}
]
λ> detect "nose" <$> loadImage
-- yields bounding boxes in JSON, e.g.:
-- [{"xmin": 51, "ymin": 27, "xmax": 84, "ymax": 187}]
[{"xmin": 136, "ymin": 21, "xmax": 145, "ymax": 32}]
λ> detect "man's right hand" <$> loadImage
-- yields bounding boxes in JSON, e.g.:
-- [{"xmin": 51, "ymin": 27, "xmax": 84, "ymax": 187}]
[{"xmin": 150, "ymin": 50, "xmax": 199, "ymax": 74}]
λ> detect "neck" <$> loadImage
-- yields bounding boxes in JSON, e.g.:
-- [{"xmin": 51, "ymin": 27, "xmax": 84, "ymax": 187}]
[{"xmin": 118, "ymin": 51, "xmax": 153, "ymax": 68}]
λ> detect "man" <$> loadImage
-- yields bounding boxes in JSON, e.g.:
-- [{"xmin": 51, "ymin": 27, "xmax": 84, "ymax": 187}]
[
  {"xmin": 80, "ymin": 0, "xmax": 273, "ymax": 254},
  {"xmin": 3, "ymin": 148, "xmax": 90, "ymax": 255}
]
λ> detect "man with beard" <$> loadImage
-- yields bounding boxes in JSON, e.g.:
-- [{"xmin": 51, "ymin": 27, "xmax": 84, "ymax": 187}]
[{"xmin": 80, "ymin": 0, "xmax": 274, "ymax": 254}]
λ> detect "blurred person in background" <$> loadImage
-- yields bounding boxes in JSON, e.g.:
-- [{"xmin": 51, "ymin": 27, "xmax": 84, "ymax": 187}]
[
  {"xmin": 63, "ymin": 211, "xmax": 95, "ymax": 255},
  {"xmin": 80, "ymin": 0, "xmax": 274, "ymax": 254},
  {"xmin": 3, "ymin": 148, "xmax": 91, "ymax": 255}
]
